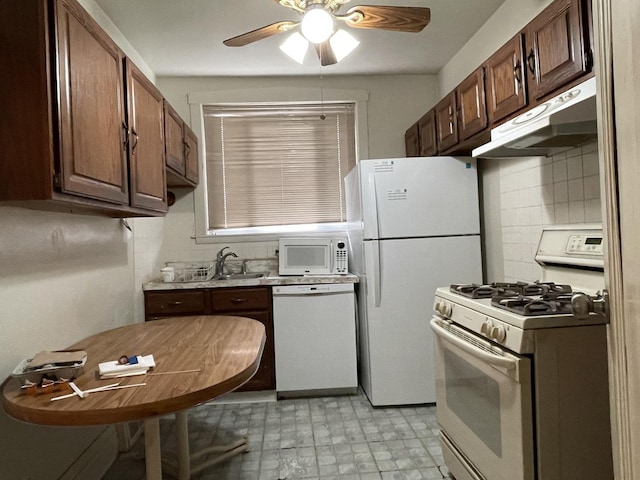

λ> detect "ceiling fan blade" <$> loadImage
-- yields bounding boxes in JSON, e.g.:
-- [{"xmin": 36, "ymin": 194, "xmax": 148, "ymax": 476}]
[
  {"xmin": 223, "ymin": 21, "xmax": 298, "ymax": 47},
  {"xmin": 274, "ymin": 0, "xmax": 305, "ymax": 13},
  {"xmin": 314, "ymin": 41, "xmax": 337, "ymax": 66},
  {"xmin": 344, "ymin": 5, "xmax": 431, "ymax": 32}
]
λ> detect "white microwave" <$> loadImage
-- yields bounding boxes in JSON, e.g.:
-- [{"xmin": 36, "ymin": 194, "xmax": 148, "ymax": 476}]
[{"xmin": 278, "ymin": 237, "xmax": 348, "ymax": 275}]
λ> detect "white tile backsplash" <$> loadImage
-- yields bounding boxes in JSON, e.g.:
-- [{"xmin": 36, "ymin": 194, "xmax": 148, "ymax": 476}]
[
  {"xmin": 568, "ymin": 178, "xmax": 584, "ymax": 201},
  {"xmin": 499, "ymin": 142, "xmax": 601, "ymax": 283}
]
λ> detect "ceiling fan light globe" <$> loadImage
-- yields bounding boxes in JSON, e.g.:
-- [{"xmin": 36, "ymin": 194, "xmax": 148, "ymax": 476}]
[
  {"xmin": 301, "ymin": 7, "xmax": 334, "ymax": 44},
  {"xmin": 330, "ymin": 29, "xmax": 359, "ymax": 61},
  {"xmin": 280, "ymin": 32, "xmax": 309, "ymax": 64}
]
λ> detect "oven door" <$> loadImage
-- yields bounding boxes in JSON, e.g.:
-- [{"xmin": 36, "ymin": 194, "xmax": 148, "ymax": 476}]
[{"xmin": 431, "ymin": 318, "xmax": 535, "ymax": 480}]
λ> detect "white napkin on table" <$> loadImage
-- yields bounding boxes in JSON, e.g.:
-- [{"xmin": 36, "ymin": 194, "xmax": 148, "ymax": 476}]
[{"xmin": 98, "ymin": 354, "xmax": 155, "ymax": 379}]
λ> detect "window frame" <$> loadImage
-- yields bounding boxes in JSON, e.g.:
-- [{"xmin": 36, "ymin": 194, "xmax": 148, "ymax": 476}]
[{"xmin": 188, "ymin": 87, "xmax": 370, "ymax": 244}]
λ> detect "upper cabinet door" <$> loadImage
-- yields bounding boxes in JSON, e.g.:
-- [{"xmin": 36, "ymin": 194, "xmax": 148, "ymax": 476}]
[
  {"xmin": 525, "ymin": 0, "xmax": 588, "ymax": 101},
  {"xmin": 404, "ymin": 123, "xmax": 420, "ymax": 157},
  {"xmin": 54, "ymin": 0, "xmax": 129, "ymax": 204},
  {"xmin": 456, "ymin": 67, "xmax": 488, "ymax": 141},
  {"xmin": 418, "ymin": 110, "xmax": 437, "ymax": 157},
  {"xmin": 125, "ymin": 59, "xmax": 167, "ymax": 212},
  {"xmin": 485, "ymin": 34, "xmax": 528, "ymax": 124},
  {"xmin": 435, "ymin": 91, "xmax": 458, "ymax": 152},
  {"xmin": 164, "ymin": 102, "xmax": 186, "ymax": 176},
  {"xmin": 183, "ymin": 125, "xmax": 199, "ymax": 185}
]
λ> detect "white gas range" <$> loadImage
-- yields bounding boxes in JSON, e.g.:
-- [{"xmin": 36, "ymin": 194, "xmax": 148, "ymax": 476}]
[{"xmin": 431, "ymin": 224, "xmax": 614, "ymax": 480}]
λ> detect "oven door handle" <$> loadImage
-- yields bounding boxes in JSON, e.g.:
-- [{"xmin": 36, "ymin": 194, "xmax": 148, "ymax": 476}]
[{"xmin": 430, "ymin": 318, "xmax": 518, "ymax": 372}]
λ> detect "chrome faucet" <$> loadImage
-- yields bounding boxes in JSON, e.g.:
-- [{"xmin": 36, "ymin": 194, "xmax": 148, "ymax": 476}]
[{"xmin": 215, "ymin": 246, "xmax": 238, "ymax": 276}]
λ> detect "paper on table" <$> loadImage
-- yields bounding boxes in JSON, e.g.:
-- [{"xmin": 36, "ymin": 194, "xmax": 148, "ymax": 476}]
[
  {"xmin": 27, "ymin": 350, "xmax": 87, "ymax": 370},
  {"xmin": 98, "ymin": 354, "xmax": 155, "ymax": 378}
]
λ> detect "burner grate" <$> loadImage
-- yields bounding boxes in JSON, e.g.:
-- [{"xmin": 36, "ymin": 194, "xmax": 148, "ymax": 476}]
[
  {"xmin": 491, "ymin": 293, "xmax": 575, "ymax": 316},
  {"xmin": 450, "ymin": 281, "xmax": 572, "ymax": 300}
]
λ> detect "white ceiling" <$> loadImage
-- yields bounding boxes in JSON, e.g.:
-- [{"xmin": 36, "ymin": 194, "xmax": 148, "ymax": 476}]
[{"xmin": 95, "ymin": 0, "xmax": 506, "ymax": 77}]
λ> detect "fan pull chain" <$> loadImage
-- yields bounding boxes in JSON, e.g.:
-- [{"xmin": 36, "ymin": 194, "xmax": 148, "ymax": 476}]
[{"xmin": 320, "ymin": 73, "xmax": 326, "ymax": 120}]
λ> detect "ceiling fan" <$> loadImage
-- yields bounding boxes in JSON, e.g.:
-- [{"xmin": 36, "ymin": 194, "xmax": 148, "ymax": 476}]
[{"xmin": 223, "ymin": 0, "xmax": 431, "ymax": 66}]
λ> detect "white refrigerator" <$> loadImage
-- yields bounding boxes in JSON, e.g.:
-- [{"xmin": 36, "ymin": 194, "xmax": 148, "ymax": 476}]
[{"xmin": 345, "ymin": 157, "xmax": 483, "ymax": 406}]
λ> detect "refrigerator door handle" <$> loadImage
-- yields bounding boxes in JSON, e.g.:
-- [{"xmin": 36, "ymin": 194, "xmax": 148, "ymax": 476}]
[
  {"xmin": 371, "ymin": 240, "xmax": 382, "ymax": 307},
  {"xmin": 367, "ymin": 173, "xmax": 381, "ymax": 240}
]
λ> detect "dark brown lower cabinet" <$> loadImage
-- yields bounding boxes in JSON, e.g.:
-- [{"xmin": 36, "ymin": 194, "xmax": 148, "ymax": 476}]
[
  {"xmin": 210, "ymin": 288, "xmax": 274, "ymax": 392},
  {"xmin": 144, "ymin": 286, "xmax": 275, "ymax": 391}
]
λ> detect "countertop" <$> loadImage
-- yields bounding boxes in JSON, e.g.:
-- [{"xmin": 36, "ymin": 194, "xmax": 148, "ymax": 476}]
[{"xmin": 142, "ymin": 273, "xmax": 359, "ymax": 291}]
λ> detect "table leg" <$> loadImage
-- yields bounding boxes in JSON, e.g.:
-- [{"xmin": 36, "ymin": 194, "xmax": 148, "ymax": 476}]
[
  {"xmin": 144, "ymin": 417, "xmax": 162, "ymax": 480},
  {"xmin": 175, "ymin": 410, "xmax": 191, "ymax": 480},
  {"xmin": 163, "ymin": 409, "xmax": 249, "ymax": 478}
]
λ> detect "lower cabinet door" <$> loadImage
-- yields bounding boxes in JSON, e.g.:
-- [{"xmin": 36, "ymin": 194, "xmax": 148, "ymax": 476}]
[{"xmin": 228, "ymin": 311, "xmax": 275, "ymax": 392}]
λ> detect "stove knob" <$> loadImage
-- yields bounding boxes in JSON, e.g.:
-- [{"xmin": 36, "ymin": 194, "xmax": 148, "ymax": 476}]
[
  {"xmin": 491, "ymin": 325, "xmax": 507, "ymax": 343},
  {"xmin": 441, "ymin": 302, "xmax": 453, "ymax": 318},
  {"xmin": 434, "ymin": 301, "xmax": 442, "ymax": 314},
  {"xmin": 481, "ymin": 319, "xmax": 493, "ymax": 336},
  {"xmin": 571, "ymin": 293, "xmax": 592, "ymax": 320}
]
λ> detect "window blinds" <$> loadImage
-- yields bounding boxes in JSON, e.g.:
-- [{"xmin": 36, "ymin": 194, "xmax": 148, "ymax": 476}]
[{"xmin": 203, "ymin": 103, "xmax": 356, "ymax": 231}]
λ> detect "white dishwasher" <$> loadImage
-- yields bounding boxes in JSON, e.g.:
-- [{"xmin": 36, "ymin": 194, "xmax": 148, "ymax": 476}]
[{"xmin": 272, "ymin": 283, "xmax": 358, "ymax": 395}]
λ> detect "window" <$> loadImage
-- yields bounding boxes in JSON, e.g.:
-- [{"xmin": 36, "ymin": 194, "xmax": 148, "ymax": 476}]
[{"xmin": 202, "ymin": 102, "xmax": 356, "ymax": 236}]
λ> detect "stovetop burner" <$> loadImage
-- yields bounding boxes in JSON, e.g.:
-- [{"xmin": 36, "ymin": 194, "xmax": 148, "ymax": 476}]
[
  {"xmin": 450, "ymin": 281, "xmax": 573, "ymax": 299},
  {"xmin": 491, "ymin": 292, "xmax": 576, "ymax": 316}
]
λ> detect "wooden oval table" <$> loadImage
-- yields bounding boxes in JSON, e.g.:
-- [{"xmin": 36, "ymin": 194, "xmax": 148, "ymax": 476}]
[{"xmin": 2, "ymin": 315, "xmax": 266, "ymax": 480}]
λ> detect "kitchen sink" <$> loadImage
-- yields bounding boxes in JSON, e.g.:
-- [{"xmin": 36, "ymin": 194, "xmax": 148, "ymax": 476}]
[{"xmin": 215, "ymin": 272, "xmax": 268, "ymax": 280}]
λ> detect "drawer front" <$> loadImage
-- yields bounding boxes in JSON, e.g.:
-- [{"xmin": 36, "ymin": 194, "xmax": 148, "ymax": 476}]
[
  {"xmin": 144, "ymin": 290, "xmax": 206, "ymax": 318},
  {"xmin": 211, "ymin": 287, "xmax": 271, "ymax": 312}
]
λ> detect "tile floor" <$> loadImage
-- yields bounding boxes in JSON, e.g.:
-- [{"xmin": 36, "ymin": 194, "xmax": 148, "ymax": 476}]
[{"xmin": 103, "ymin": 390, "xmax": 452, "ymax": 480}]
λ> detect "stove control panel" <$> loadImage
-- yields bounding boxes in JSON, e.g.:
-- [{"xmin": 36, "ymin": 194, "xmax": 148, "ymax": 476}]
[
  {"xmin": 481, "ymin": 319, "xmax": 507, "ymax": 343},
  {"xmin": 434, "ymin": 300, "xmax": 453, "ymax": 318},
  {"xmin": 566, "ymin": 234, "xmax": 604, "ymax": 256}
]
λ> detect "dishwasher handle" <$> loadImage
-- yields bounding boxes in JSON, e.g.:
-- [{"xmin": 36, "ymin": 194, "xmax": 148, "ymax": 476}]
[{"xmin": 272, "ymin": 284, "xmax": 354, "ymax": 296}]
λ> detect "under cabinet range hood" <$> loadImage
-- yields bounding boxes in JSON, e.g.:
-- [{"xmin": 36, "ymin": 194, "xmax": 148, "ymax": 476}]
[{"xmin": 473, "ymin": 76, "xmax": 597, "ymax": 158}]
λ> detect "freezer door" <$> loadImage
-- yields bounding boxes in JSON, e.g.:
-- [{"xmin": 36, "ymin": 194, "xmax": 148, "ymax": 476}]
[
  {"xmin": 360, "ymin": 235, "xmax": 482, "ymax": 406},
  {"xmin": 359, "ymin": 157, "xmax": 480, "ymax": 239}
]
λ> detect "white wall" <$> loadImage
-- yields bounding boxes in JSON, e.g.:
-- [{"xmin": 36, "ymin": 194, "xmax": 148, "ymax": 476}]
[
  {"xmin": 0, "ymin": 208, "xmax": 134, "ymax": 480},
  {"xmin": 130, "ymin": 74, "xmax": 437, "ymax": 302},
  {"xmin": 0, "ymin": 1, "xmax": 153, "ymax": 478}
]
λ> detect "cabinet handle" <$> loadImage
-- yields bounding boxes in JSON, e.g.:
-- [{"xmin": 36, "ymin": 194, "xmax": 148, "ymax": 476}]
[
  {"xmin": 514, "ymin": 59, "xmax": 522, "ymax": 86},
  {"xmin": 121, "ymin": 123, "xmax": 129, "ymax": 151},
  {"xmin": 168, "ymin": 301, "xmax": 184, "ymax": 306},
  {"xmin": 131, "ymin": 130, "xmax": 139, "ymax": 155},
  {"xmin": 526, "ymin": 49, "xmax": 536, "ymax": 75},
  {"xmin": 448, "ymin": 106, "xmax": 455, "ymax": 135},
  {"xmin": 231, "ymin": 298, "xmax": 248, "ymax": 304},
  {"xmin": 184, "ymin": 141, "xmax": 190, "ymax": 159}
]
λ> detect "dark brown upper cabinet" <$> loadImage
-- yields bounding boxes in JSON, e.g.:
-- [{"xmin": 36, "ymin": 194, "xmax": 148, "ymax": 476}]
[
  {"xmin": 525, "ymin": 0, "xmax": 589, "ymax": 101},
  {"xmin": 403, "ymin": 0, "xmax": 592, "ymax": 157},
  {"xmin": 434, "ymin": 67, "xmax": 487, "ymax": 154},
  {"xmin": 435, "ymin": 91, "xmax": 459, "ymax": 153},
  {"xmin": 485, "ymin": 34, "xmax": 528, "ymax": 125},
  {"xmin": 0, "ymin": 0, "xmax": 170, "ymax": 217},
  {"xmin": 456, "ymin": 67, "xmax": 488, "ymax": 141},
  {"xmin": 183, "ymin": 125, "xmax": 200, "ymax": 185},
  {"xmin": 164, "ymin": 102, "xmax": 186, "ymax": 177},
  {"xmin": 404, "ymin": 123, "xmax": 420, "ymax": 157},
  {"xmin": 164, "ymin": 101, "xmax": 199, "ymax": 188},
  {"xmin": 125, "ymin": 59, "xmax": 168, "ymax": 213},
  {"xmin": 418, "ymin": 110, "xmax": 438, "ymax": 156},
  {"xmin": 55, "ymin": 0, "xmax": 129, "ymax": 205}
]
